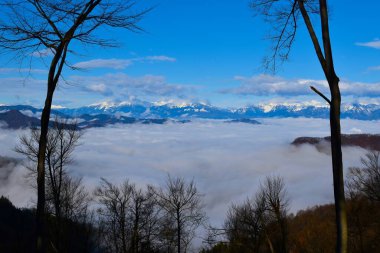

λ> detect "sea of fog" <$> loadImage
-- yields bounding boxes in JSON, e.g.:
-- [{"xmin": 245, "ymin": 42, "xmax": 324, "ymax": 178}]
[{"xmin": 1, "ymin": 117, "xmax": 379, "ymax": 246}]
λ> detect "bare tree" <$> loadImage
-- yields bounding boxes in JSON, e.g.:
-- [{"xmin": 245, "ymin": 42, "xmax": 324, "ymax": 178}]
[
  {"xmin": 15, "ymin": 118, "xmax": 90, "ymax": 251},
  {"xmin": 0, "ymin": 1, "xmax": 148, "ymax": 251},
  {"xmin": 347, "ymin": 151, "xmax": 380, "ymax": 202},
  {"xmin": 261, "ymin": 176, "xmax": 289, "ymax": 253},
  {"xmin": 223, "ymin": 176, "xmax": 288, "ymax": 253},
  {"xmin": 94, "ymin": 178, "xmax": 134, "ymax": 253},
  {"xmin": 130, "ymin": 187, "xmax": 146, "ymax": 253},
  {"xmin": 129, "ymin": 184, "xmax": 162, "ymax": 253},
  {"xmin": 345, "ymin": 153, "xmax": 380, "ymax": 253},
  {"xmin": 224, "ymin": 195, "xmax": 268, "ymax": 253},
  {"xmin": 250, "ymin": 1, "xmax": 347, "ymax": 252},
  {"xmin": 94, "ymin": 179, "xmax": 162, "ymax": 253},
  {"xmin": 15, "ymin": 119, "xmax": 84, "ymax": 218},
  {"xmin": 156, "ymin": 175, "xmax": 206, "ymax": 253}
]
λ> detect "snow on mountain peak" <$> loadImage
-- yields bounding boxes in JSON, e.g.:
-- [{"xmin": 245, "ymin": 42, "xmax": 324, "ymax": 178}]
[
  {"xmin": 1, "ymin": 101, "xmax": 380, "ymax": 120},
  {"xmin": 298, "ymin": 100, "xmax": 328, "ymax": 108},
  {"xmin": 153, "ymin": 100, "xmax": 207, "ymax": 108},
  {"xmin": 259, "ymin": 103, "xmax": 278, "ymax": 113},
  {"xmin": 153, "ymin": 100, "xmax": 190, "ymax": 107},
  {"xmin": 341, "ymin": 103, "xmax": 373, "ymax": 112},
  {"xmin": 257, "ymin": 101, "xmax": 328, "ymax": 113},
  {"xmin": 90, "ymin": 101, "xmax": 117, "ymax": 109},
  {"xmin": 51, "ymin": 105, "xmax": 66, "ymax": 109}
]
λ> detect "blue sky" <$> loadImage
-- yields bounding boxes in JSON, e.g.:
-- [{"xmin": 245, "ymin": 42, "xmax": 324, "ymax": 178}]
[{"xmin": 1, "ymin": 0, "xmax": 380, "ymax": 108}]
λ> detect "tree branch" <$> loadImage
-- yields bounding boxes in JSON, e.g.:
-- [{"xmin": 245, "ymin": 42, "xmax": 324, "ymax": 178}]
[
  {"xmin": 298, "ymin": 0, "xmax": 327, "ymax": 74},
  {"xmin": 310, "ymin": 85, "xmax": 331, "ymax": 105}
]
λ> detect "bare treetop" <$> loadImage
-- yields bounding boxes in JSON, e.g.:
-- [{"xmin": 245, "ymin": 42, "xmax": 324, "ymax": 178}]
[
  {"xmin": 0, "ymin": 0, "xmax": 148, "ymax": 57},
  {"xmin": 250, "ymin": 0, "xmax": 320, "ymax": 72}
]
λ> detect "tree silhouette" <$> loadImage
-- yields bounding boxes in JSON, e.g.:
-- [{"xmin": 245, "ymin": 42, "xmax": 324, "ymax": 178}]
[
  {"xmin": 95, "ymin": 178, "xmax": 134, "ymax": 253},
  {"xmin": 155, "ymin": 175, "xmax": 206, "ymax": 253},
  {"xmin": 223, "ymin": 176, "xmax": 289, "ymax": 253},
  {"xmin": 250, "ymin": 1, "xmax": 347, "ymax": 252},
  {"xmin": 0, "ymin": 1, "xmax": 148, "ymax": 252},
  {"xmin": 15, "ymin": 119, "xmax": 90, "ymax": 252},
  {"xmin": 348, "ymin": 151, "xmax": 380, "ymax": 202}
]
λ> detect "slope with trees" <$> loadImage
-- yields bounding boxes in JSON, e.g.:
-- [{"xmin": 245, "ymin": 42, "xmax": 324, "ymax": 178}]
[{"xmin": 203, "ymin": 168, "xmax": 380, "ymax": 253}]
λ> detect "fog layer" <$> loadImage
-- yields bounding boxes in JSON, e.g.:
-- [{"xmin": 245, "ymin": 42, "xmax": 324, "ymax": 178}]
[{"xmin": 1, "ymin": 118, "xmax": 379, "ymax": 227}]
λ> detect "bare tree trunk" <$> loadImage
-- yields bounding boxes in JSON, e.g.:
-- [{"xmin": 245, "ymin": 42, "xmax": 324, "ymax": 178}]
[
  {"xmin": 265, "ymin": 232, "xmax": 275, "ymax": 253},
  {"xmin": 112, "ymin": 220, "xmax": 120, "ymax": 253},
  {"xmin": 320, "ymin": 1, "xmax": 348, "ymax": 251},
  {"xmin": 35, "ymin": 43, "xmax": 65, "ymax": 253},
  {"xmin": 279, "ymin": 217, "xmax": 288, "ymax": 253},
  {"xmin": 177, "ymin": 212, "xmax": 181, "ymax": 253},
  {"xmin": 330, "ymin": 77, "xmax": 348, "ymax": 253},
  {"xmin": 121, "ymin": 215, "xmax": 128, "ymax": 253},
  {"xmin": 36, "ymin": 89, "xmax": 54, "ymax": 253},
  {"xmin": 132, "ymin": 204, "xmax": 140, "ymax": 253},
  {"xmin": 298, "ymin": 1, "xmax": 348, "ymax": 252}
]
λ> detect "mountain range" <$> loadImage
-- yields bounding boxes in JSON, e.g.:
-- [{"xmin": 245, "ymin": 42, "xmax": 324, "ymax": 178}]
[
  {"xmin": 0, "ymin": 102, "xmax": 379, "ymax": 129},
  {"xmin": 52, "ymin": 102, "xmax": 380, "ymax": 120}
]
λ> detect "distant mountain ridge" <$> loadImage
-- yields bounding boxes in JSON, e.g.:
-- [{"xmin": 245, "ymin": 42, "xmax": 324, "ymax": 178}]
[
  {"xmin": 0, "ymin": 110, "xmax": 185, "ymax": 129},
  {"xmin": 2, "ymin": 102, "xmax": 379, "ymax": 120},
  {"xmin": 0, "ymin": 110, "xmax": 40, "ymax": 129},
  {"xmin": 57, "ymin": 102, "xmax": 380, "ymax": 120},
  {"xmin": 0, "ymin": 102, "xmax": 379, "ymax": 129},
  {"xmin": 292, "ymin": 134, "xmax": 380, "ymax": 151}
]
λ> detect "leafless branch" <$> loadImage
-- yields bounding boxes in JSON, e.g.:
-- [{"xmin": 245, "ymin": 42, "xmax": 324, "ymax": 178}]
[{"xmin": 310, "ymin": 85, "xmax": 331, "ymax": 104}]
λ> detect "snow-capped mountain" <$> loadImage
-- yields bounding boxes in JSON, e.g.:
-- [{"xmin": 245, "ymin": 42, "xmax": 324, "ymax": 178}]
[
  {"xmin": 51, "ymin": 102, "xmax": 235, "ymax": 119},
  {"xmin": 0, "ymin": 102, "xmax": 380, "ymax": 127},
  {"xmin": 53, "ymin": 101, "xmax": 380, "ymax": 120}
]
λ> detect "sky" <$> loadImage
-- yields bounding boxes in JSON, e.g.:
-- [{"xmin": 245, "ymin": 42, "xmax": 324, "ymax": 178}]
[{"xmin": 1, "ymin": 0, "xmax": 380, "ymax": 108}]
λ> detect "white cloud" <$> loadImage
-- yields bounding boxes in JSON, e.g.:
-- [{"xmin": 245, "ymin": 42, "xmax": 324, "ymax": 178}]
[
  {"xmin": 84, "ymin": 83, "xmax": 113, "ymax": 96},
  {"xmin": 0, "ymin": 77, "xmax": 47, "ymax": 105},
  {"xmin": 1, "ymin": 119, "xmax": 379, "ymax": 248},
  {"xmin": 348, "ymin": 96, "xmax": 380, "ymax": 105},
  {"xmin": 221, "ymin": 74, "xmax": 329, "ymax": 96},
  {"xmin": 30, "ymin": 48, "xmax": 55, "ymax": 57},
  {"xmin": 73, "ymin": 55, "xmax": 177, "ymax": 70},
  {"xmin": 74, "ymin": 58, "xmax": 133, "ymax": 70},
  {"xmin": 369, "ymin": 66, "xmax": 380, "ymax": 71},
  {"xmin": 144, "ymin": 55, "xmax": 176, "ymax": 62},
  {"xmin": 0, "ymin": 72, "xmax": 196, "ymax": 107},
  {"xmin": 222, "ymin": 74, "xmax": 380, "ymax": 97},
  {"xmin": 356, "ymin": 40, "xmax": 380, "ymax": 49},
  {"xmin": 339, "ymin": 81, "xmax": 380, "ymax": 96},
  {"xmin": 0, "ymin": 68, "xmax": 47, "ymax": 74},
  {"xmin": 2, "ymin": 118, "xmax": 379, "ymax": 215},
  {"xmin": 87, "ymin": 83, "xmax": 107, "ymax": 93},
  {"xmin": 71, "ymin": 73, "xmax": 195, "ymax": 99}
]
